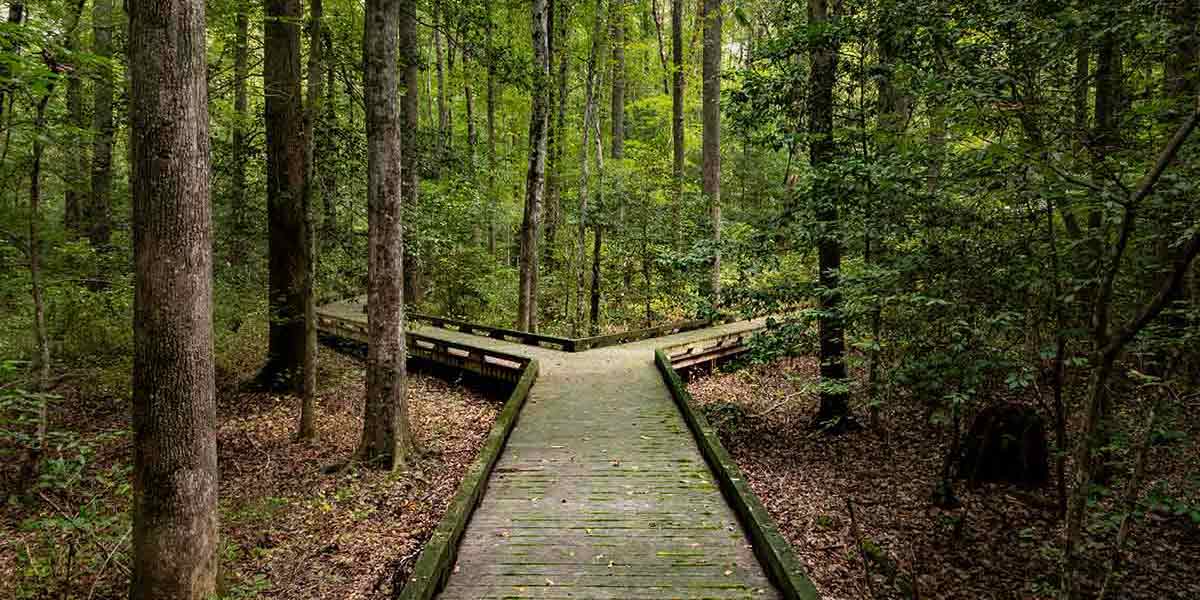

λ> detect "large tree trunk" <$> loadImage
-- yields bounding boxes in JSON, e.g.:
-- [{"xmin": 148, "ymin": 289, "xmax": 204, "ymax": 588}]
[
  {"xmin": 262, "ymin": 0, "xmax": 311, "ymax": 393},
  {"xmin": 400, "ymin": 0, "xmax": 421, "ymax": 307},
  {"xmin": 297, "ymin": 0, "xmax": 324, "ymax": 440},
  {"xmin": 808, "ymin": 0, "xmax": 849, "ymax": 426},
  {"xmin": 231, "ymin": 2, "xmax": 250, "ymax": 262},
  {"xmin": 701, "ymin": 0, "xmax": 721, "ymax": 304},
  {"xmin": 517, "ymin": 0, "xmax": 550, "ymax": 332},
  {"xmin": 63, "ymin": 0, "xmax": 88, "ymax": 233},
  {"xmin": 360, "ymin": 0, "xmax": 413, "ymax": 469},
  {"xmin": 128, "ymin": 0, "xmax": 219, "ymax": 595},
  {"xmin": 671, "ymin": 0, "xmax": 684, "ymax": 244},
  {"xmin": 89, "ymin": 0, "xmax": 115, "ymax": 247}
]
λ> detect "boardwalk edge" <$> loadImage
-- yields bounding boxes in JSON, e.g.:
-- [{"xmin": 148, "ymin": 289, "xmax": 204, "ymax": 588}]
[
  {"xmin": 655, "ymin": 349, "xmax": 821, "ymax": 600},
  {"xmin": 397, "ymin": 358, "xmax": 540, "ymax": 600}
]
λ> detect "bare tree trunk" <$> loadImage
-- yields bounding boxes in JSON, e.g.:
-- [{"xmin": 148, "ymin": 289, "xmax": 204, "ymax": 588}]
[
  {"xmin": 611, "ymin": 0, "xmax": 626, "ymax": 160},
  {"xmin": 128, "ymin": 0, "xmax": 219, "ymax": 594},
  {"xmin": 320, "ymin": 31, "xmax": 338, "ymax": 246},
  {"xmin": 486, "ymin": 14, "xmax": 498, "ymax": 256},
  {"xmin": 63, "ymin": 0, "xmax": 88, "ymax": 233},
  {"xmin": 89, "ymin": 0, "xmax": 115, "ymax": 247},
  {"xmin": 702, "ymin": 0, "xmax": 721, "ymax": 304},
  {"xmin": 434, "ymin": 3, "xmax": 448, "ymax": 167},
  {"xmin": 518, "ymin": 0, "xmax": 550, "ymax": 332},
  {"xmin": 651, "ymin": 0, "xmax": 670, "ymax": 94},
  {"xmin": 671, "ymin": 0, "xmax": 684, "ymax": 244},
  {"xmin": 589, "ymin": 117, "xmax": 605, "ymax": 335},
  {"xmin": 297, "ymin": 0, "xmax": 324, "ymax": 440},
  {"xmin": 360, "ymin": 0, "xmax": 413, "ymax": 469},
  {"xmin": 401, "ymin": 0, "xmax": 421, "ymax": 307},
  {"xmin": 231, "ymin": 2, "xmax": 250, "ymax": 262},
  {"xmin": 545, "ymin": 0, "xmax": 569, "ymax": 271},
  {"xmin": 808, "ymin": 0, "xmax": 849, "ymax": 426},
  {"xmin": 575, "ymin": 0, "xmax": 603, "ymax": 336},
  {"xmin": 0, "ymin": 3, "xmax": 25, "ymax": 126},
  {"xmin": 23, "ymin": 92, "xmax": 52, "ymax": 486},
  {"xmin": 262, "ymin": 0, "xmax": 311, "ymax": 393}
]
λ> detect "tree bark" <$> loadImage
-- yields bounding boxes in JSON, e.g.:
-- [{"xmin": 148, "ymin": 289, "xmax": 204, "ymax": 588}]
[
  {"xmin": 671, "ymin": 0, "xmax": 684, "ymax": 243},
  {"xmin": 808, "ymin": 0, "xmax": 849, "ymax": 425},
  {"xmin": 651, "ymin": 0, "xmax": 670, "ymax": 94},
  {"xmin": 400, "ymin": 0, "xmax": 421, "ymax": 307},
  {"xmin": 262, "ymin": 0, "xmax": 311, "ymax": 393},
  {"xmin": 544, "ymin": 0, "xmax": 569, "ymax": 271},
  {"xmin": 589, "ymin": 117, "xmax": 605, "ymax": 335},
  {"xmin": 231, "ymin": 2, "xmax": 250, "ymax": 262},
  {"xmin": 434, "ymin": 3, "xmax": 448, "ymax": 166},
  {"xmin": 575, "ymin": 0, "xmax": 604, "ymax": 336},
  {"xmin": 360, "ymin": 0, "xmax": 413, "ymax": 469},
  {"xmin": 518, "ymin": 0, "xmax": 550, "ymax": 332},
  {"xmin": 297, "ymin": 0, "xmax": 324, "ymax": 440},
  {"xmin": 63, "ymin": 0, "xmax": 88, "ymax": 233},
  {"xmin": 486, "ymin": 13, "xmax": 498, "ymax": 256},
  {"xmin": 89, "ymin": 0, "xmax": 115, "ymax": 247},
  {"xmin": 702, "ymin": 0, "xmax": 721, "ymax": 304},
  {"xmin": 610, "ymin": 0, "xmax": 626, "ymax": 159},
  {"xmin": 23, "ymin": 92, "xmax": 52, "ymax": 487},
  {"xmin": 320, "ymin": 30, "xmax": 338, "ymax": 245},
  {"xmin": 128, "ymin": 0, "xmax": 219, "ymax": 594}
]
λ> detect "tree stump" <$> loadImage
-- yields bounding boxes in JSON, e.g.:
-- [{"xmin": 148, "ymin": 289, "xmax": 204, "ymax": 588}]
[{"xmin": 959, "ymin": 403, "xmax": 1049, "ymax": 487}]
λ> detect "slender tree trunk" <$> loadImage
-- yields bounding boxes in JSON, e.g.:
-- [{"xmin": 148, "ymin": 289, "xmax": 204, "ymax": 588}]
[
  {"xmin": 589, "ymin": 117, "xmax": 605, "ymax": 335},
  {"xmin": 575, "ymin": 0, "xmax": 603, "ymax": 336},
  {"xmin": 23, "ymin": 92, "xmax": 52, "ymax": 487},
  {"xmin": 808, "ymin": 0, "xmax": 849, "ymax": 426},
  {"xmin": 551, "ymin": 0, "xmax": 572, "ymax": 268},
  {"xmin": 262, "ymin": 0, "xmax": 311, "ymax": 393},
  {"xmin": 320, "ymin": 31, "xmax": 338, "ymax": 246},
  {"xmin": 360, "ymin": 0, "xmax": 413, "ymax": 469},
  {"xmin": 297, "ymin": 0, "xmax": 324, "ymax": 440},
  {"xmin": 89, "ymin": 0, "xmax": 115, "ymax": 247},
  {"xmin": 702, "ymin": 0, "xmax": 721, "ymax": 304},
  {"xmin": 128, "ymin": 0, "xmax": 219, "ymax": 594},
  {"xmin": 63, "ymin": 0, "xmax": 88, "ymax": 233},
  {"xmin": 0, "ymin": 3, "xmax": 25, "ymax": 126},
  {"xmin": 400, "ymin": 0, "xmax": 421, "ymax": 306},
  {"xmin": 518, "ymin": 0, "xmax": 550, "ymax": 332},
  {"xmin": 651, "ymin": 0, "xmax": 671, "ymax": 94},
  {"xmin": 486, "ymin": 15, "xmax": 498, "ymax": 256},
  {"xmin": 611, "ymin": 0, "xmax": 626, "ymax": 159},
  {"xmin": 671, "ymin": 0, "xmax": 684, "ymax": 244},
  {"xmin": 231, "ymin": 3, "xmax": 250, "ymax": 262},
  {"xmin": 544, "ymin": 0, "xmax": 568, "ymax": 271},
  {"xmin": 434, "ymin": 3, "xmax": 448, "ymax": 166}
]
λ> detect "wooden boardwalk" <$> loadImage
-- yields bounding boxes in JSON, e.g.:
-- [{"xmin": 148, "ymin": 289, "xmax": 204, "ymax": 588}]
[{"xmin": 318, "ymin": 300, "xmax": 780, "ymax": 599}]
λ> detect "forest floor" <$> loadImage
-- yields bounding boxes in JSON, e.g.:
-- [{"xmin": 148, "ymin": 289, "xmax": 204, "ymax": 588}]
[
  {"xmin": 687, "ymin": 357, "xmax": 1200, "ymax": 600},
  {"xmin": 0, "ymin": 344, "xmax": 501, "ymax": 599}
]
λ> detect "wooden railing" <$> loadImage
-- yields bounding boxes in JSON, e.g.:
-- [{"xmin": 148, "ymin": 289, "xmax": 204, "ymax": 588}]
[
  {"xmin": 660, "ymin": 326, "xmax": 763, "ymax": 370},
  {"xmin": 412, "ymin": 311, "xmax": 740, "ymax": 352},
  {"xmin": 409, "ymin": 312, "xmax": 576, "ymax": 351},
  {"xmin": 317, "ymin": 313, "xmax": 531, "ymax": 384}
]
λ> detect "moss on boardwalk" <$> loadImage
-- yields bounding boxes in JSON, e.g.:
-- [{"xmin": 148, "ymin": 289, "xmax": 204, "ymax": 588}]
[{"xmin": 317, "ymin": 299, "xmax": 782, "ymax": 599}]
